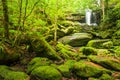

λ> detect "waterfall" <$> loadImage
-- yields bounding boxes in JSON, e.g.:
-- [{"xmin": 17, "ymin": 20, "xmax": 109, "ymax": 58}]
[
  {"xmin": 85, "ymin": 9, "xmax": 92, "ymax": 26},
  {"xmin": 92, "ymin": 12, "xmax": 97, "ymax": 26},
  {"xmin": 85, "ymin": 9, "xmax": 98, "ymax": 26}
]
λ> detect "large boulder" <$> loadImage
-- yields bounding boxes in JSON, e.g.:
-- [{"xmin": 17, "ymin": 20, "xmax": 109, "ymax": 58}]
[
  {"xmin": 27, "ymin": 57, "xmax": 52, "ymax": 73},
  {"xmin": 0, "ymin": 65, "xmax": 29, "ymax": 80},
  {"xmin": 88, "ymin": 55, "xmax": 120, "ymax": 71},
  {"xmin": 31, "ymin": 66, "xmax": 62, "ymax": 80},
  {"xmin": 73, "ymin": 61, "xmax": 111, "ymax": 78},
  {"xmin": 58, "ymin": 33, "xmax": 93, "ymax": 47}
]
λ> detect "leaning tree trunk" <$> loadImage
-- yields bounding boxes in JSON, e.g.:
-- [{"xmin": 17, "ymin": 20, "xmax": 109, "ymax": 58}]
[{"xmin": 2, "ymin": 0, "xmax": 9, "ymax": 38}]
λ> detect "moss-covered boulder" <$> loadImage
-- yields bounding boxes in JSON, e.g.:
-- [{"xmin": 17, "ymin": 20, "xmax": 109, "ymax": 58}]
[
  {"xmin": 96, "ymin": 49, "xmax": 111, "ymax": 56},
  {"xmin": 64, "ymin": 60, "xmax": 76, "ymax": 70},
  {"xmin": 56, "ymin": 42, "xmax": 77, "ymax": 59},
  {"xmin": 57, "ymin": 60, "xmax": 76, "ymax": 78},
  {"xmin": 0, "ymin": 65, "xmax": 29, "ymax": 80},
  {"xmin": 57, "ymin": 65, "xmax": 71, "ymax": 78},
  {"xmin": 27, "ymin": 57, "xmax": 52, "ymax": 73},
  {"xmin": 0, "ymin": 43, "xmax": 21, "ymax": 64},
  {"xmin": 73, "ymin": 61, "xmax": 111, "ymax": 78},
  {"xmin": 88, "ymin": 55, "xmax": 120, "ymax": 71},
  {"xmin": 79, "ymin": 47, "xmax": 97, "ymax": 55},
  {"xmin": 102, "ymin": 41, "xmax": 113, "ymax": 49},
  {"xmin": 31, "ymin": 66, "xmax": 62, "ymax": 80},
  {"xmin": 87, "ymin": 39, "xmax": 110, "ymax": 48},
  {"xmin": 99, "ymin": 74, "xmax": 115, "ymax": 80},
  {"xmin": 58, "ymin": 33, "xmax": 93, "ymax": 47}
]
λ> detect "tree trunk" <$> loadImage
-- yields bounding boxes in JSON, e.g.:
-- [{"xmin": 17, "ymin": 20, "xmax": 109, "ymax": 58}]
[
  {"xmin": 2, "ymin": 0, "xmax": 9, "ymax": 38},
  {"xmin": 101, "ymin": 0, "xmax": 105, "ymax": 20}
]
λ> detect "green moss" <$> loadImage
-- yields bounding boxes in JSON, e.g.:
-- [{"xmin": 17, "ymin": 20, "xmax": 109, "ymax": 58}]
[
  {"xmin": 87, "ymin": 39, "xmax": 110, "ymax": 48},
  {"xmin": 57, "ymin": 65, "xmax": 71, "ymax": 78},
  {"xmin": 97, "ymin": 49, "xmax": 110, "ymax": 56},
  {"xmin": 64, "ymin": 60, "xmax": 76, "ymax": 70},
  {"xmin": 73, "ymin": 61, "xmax": 111, "ymax": 78},
  {"xmin": 88, "ymin": 55, "xmax": 120, "ymax": 71},
  {"xmin": 102, "ymin": 41, "xmax": 113, "ymax": 49},
  {"xmin": 28, "ymin": 32, "xmax": 62, "ymax": 60},
  {"xmin": 27, "ymin": 57, "xmax": 52, "ymax": 73},
  {"xmin": 99, "ymin": 74, "xmax": 115, "ymax": 80},
  {"xmin": 5, "ymin": 71, "xmax": 29, "ymax": 80},
  {"xmin": 31, "ymin": 66, "xmax": 62, "ymax": 80},
  {"xmin": 79, "ymin": 47, "xmax": 97, "ymax": 55},
  {"xmin": 0, "ymin": 65, "xmax": 29, "ymax": 80},
  {"xmin": 56, "ymin": 42, "xmax": 77, "ymax": 59}
]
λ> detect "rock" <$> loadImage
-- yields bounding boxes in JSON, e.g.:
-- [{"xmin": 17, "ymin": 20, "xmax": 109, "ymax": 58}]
[
  {"xmin": 64, "ymin": 60, "xmax": 76, "ymax": 70},
  {"xmin": 99, "ymin": 74, "xmax": 115, "ymax": 80},
  {"xmin": 79, "ymin": 47, "xmax": 97, "ymax": 55},
  {"xmin": 96, "ymin": 49, "xmax": 111, "ymax": 56},
  {"xmin": 88, "ymin": 55, "xmax": 120, "ymax": 71},
  {"xmin": 73, "ymin": 60, "xmax": 111, "ymax": 78},
  {"xmin": 27, "ymin": 57, "xmax": 52, "ymax": 73},
  {"xmin": 57, "ymin": 60, "xmax": 76, "ymax": 78},
  {"xmin": 56, "ymin": 42, "xmax": 77, "ymax": 59},
  {"xmin": 31, "ymin": 66, "xmax": 62, "ymax": 80},
  {"xmin": 57, "ymin": 65, "xmax": 71, "ymax": 78},
  {"xmin": 102, "ymin": 41, "xmax": 113, "ymax": 49},
  {"xmin": 58, "ymin": 33, "xmax": 93, "ymax": 47},
  {"xmin": 0, "ymin": 65, "xmax": 29, "ymax": 80},
  {"xmin": 87, "ymin": 39, "xmax": 110, "ymax": 48}
]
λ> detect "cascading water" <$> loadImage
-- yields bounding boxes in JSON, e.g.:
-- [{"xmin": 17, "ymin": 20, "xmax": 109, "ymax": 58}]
[
  {"xmin": 85, "ymin": 9, "xmax": 92, "ymax": 26},
  {"xmin": 85, "ymin": 9, "xmax": 98, "ymax": 26}
]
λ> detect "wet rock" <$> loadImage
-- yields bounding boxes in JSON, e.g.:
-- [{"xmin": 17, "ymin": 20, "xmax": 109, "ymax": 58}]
[{"xmin": 58, "ymin": 33, "xmax": 93, "ymax": 47}]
